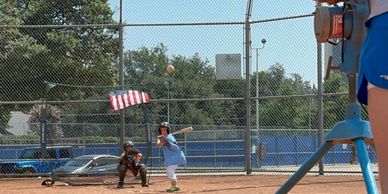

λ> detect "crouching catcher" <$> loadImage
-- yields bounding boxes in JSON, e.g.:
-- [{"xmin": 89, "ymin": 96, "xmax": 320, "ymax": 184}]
[{"xmin": 117, "ymin": 141, "xmax": 148, "ymax": 188}]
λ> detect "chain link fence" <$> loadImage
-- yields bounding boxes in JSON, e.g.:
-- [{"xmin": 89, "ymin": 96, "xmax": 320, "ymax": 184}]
[{"xmin": 0, "ymin": 0, "xmax": 377, "ymax": 177}]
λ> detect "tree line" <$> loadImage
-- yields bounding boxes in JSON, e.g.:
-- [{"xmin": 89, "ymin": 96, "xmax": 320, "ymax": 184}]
[{"xmin": 0, "ymin": 0, "xmax": 349, "ymax": 139}]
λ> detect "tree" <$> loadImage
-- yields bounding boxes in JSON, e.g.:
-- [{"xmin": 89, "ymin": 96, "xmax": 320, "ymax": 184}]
[
  {"xmin": 29, "ymin": 104, "xmax": 63, "ymax": 140},
  {"xmin": 59, "ymin": 94, "xmax": 117, "ymax": 138},
  {"xmin": 255, "ymin": 63, "xmax": 316, "ymax": 129},
  {"xmin": 0, "ymin": 1, "xmax": 44, "ymax": 134},
  {"xmin": 0, "ymin": 1, "xmax": 50, "ymax": 101},
  {"xmin": 0, "ymin": 0, "xmax": 119, "ymax": 102},
  {"xmin": 322, "ymin": 73, "xmax": 348, "ymax": 128},
  {"xmin": 123, "ymin": 44, "xmax": 225, "ymax": 126},
  {"xmin": 0, "ymin": 0, "xmax": 119, "ymax": 134}
]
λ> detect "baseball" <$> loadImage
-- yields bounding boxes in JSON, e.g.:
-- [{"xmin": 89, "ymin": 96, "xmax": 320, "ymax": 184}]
[{"xmin": 166, "ymin": 64, "xmax": 175, "ymax": 74}]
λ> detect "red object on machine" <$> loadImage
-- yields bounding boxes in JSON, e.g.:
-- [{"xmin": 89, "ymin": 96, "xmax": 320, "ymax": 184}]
[{"xmin": 331, "ymin": 14, "xmax": 343, "ymax": 38}]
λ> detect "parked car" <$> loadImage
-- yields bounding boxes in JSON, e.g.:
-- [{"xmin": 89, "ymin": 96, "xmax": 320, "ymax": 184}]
[
  {"xmin": 51, "ymin": 154, "xmax": 120, "ymax": 176},
  {"xmin": 0, "ymin": 146, "xmax": 74, "ymax": 174},
  {"xmin": 44, "ymin": 154, "xmax": 120, "ymax": 186}
]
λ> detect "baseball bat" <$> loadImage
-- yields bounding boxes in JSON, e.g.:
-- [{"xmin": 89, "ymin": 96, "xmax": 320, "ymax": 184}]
[
  {"xmin": 171, "ymin": 127, "xmax": 193, "ymax": 135},
  {"xmin": 157, "ymin": 127, "xmax": 193, "ymax": 145}
]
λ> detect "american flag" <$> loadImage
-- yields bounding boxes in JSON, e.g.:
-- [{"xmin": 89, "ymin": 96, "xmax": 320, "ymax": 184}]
[{"xmin": 109, "ymin": 90, "xmax": 150, "ymax": 111}]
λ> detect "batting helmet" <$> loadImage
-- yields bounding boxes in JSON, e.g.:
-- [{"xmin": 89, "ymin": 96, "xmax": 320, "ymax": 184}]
[
  {"xmin": 123, "ymin": 141, "xmax": 134, "ymax": 149},
  {"xmin": 158, "ymin": 122, "xmax": 170, "ymax": 134}
]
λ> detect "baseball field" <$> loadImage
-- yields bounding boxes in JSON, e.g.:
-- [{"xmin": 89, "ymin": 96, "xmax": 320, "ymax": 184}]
[{"xmin": 0, "ymin": 174, "xmax": 376, "ymax": 194}]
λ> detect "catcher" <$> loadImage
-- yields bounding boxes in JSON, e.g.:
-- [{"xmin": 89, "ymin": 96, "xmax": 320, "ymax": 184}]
[{"xmin": 117, "ymin": 141, "xmax": 148, "ymax": 188}]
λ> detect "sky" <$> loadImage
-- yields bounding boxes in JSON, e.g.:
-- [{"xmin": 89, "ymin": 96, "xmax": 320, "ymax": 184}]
[{"xmin": 107, "ymin": 0, "xmax": 319, "ymax": 84}]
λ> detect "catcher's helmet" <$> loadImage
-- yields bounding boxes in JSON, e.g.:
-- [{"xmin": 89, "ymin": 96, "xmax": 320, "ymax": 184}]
[
  {"xmin": 158, "ymin": 122, "xmax": 170, "ymax": 134},
  {"xmin": 123, "ymin": 141, "xmax": 134, "ymax": 149}
]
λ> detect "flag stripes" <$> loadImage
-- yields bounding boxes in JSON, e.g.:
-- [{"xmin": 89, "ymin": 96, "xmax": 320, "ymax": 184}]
[{"xmin": 109, "ymin": 90, "xmax": 150, "ymax": 111}]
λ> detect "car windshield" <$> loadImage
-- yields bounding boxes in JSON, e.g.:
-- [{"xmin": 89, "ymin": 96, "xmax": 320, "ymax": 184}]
[
  {"xmin": 64, "ymin": 158, "xmax": 91, "ymax": 167},
  {"xmin": 19, "ymin": 149, "xmax": 40, "ymax": 159}
]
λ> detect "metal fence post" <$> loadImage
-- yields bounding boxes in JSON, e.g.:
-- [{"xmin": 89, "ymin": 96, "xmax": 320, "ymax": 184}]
[
  {"xmin": 317, "ymin": 17, "xmax": 324, "ymax": 174},
  {"xmin": 118, "ymin": 0, "xmax": 125, "ymax": 153},
  {"xmin": 244, "ymin": 0, "xmax": 254, "ymax": 175}
]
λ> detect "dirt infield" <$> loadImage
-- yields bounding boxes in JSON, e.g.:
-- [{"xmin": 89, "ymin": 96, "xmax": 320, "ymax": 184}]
[{"xmin": 0, "ymin": 175, "xmax": 378, "ymax": 194}]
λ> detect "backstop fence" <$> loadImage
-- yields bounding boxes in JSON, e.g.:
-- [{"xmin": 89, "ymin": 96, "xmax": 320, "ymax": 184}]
[{"xmin": 0, "ymin": 0, "xmax": 376, "ymax": 177}]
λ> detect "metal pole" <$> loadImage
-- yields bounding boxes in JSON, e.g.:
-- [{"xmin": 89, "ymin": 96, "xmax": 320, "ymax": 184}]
[
  {"xmin": 348, "ymin": 74, "xmax": 357, "ymax": 103},
  {"xmin": 317, "ymin": 21, "xmax": 324, "ymax": 175},
  {"xmin": 255, "ymin": 48, "xmax": 259, "ymax": 132},
  {"xmin": 244, "ymin": 0, "xmax": 253, "ymax": 175},
  {"xmin": 252, "ymin": 38, "xmax": 265, "ymax": 169},
  {"xmin": 118, "ymin": 0, "xmax": 125, "ymax": 153},
  {"xmin": 254, "ymin": 39, "xmax": 266, "ymax": 132},
  {"xmin": 40, "ymin": 89, "xmax": 48, "ymax": 160},
  {"xmin": 255, "ymin": 48, "xmax": 260, "ymax": 168},
  {"xmin": 275, "ymin": 142, "xmax": 334, "ymax": 194},
  {"xmin": 167, "ymin": 77, "xmax": 170, "ymax": 123},
  {"xmin": 354, "ymin": 138, "xmax": 379, "ymax": 194}
]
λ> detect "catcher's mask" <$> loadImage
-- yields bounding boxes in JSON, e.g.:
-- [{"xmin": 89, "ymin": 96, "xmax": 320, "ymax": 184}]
[
  {"xmin": 123, "ymin": 141, "xmax": 134, "ymax": 149},
  {"xmin": 158, "ymin": 122, "xmax": 170, "ymax": 134}
]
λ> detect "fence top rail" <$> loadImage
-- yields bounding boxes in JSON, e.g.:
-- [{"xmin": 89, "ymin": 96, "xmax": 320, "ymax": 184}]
[
  {"xmin": 0, "ymin": 13, "xmax": 314, "ymax": 29},
  {"xmin": 0, "ymin": 92, "xmax": 349, "ymax": 105}
]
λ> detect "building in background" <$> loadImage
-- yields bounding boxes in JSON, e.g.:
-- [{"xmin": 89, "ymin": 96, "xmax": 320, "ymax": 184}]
[{"xmin": 7, "ymin": 112, "xmax": 31, "ymax": 135}]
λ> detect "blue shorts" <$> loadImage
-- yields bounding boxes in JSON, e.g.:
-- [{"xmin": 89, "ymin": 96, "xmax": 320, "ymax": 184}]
[{"xmin": 357, "ymin": 12, "xmax": 388, "ymax": 105}]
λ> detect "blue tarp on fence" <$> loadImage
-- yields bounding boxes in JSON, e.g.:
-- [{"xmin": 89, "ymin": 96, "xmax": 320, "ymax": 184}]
[{"xmin": 0, "ymin": 135, "xmax": 377, "ymax": 168}]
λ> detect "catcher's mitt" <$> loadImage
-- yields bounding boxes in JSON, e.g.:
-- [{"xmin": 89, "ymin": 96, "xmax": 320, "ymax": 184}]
[{"xmin": 41, "ymin": 179, "xmax": 55, "ymax": 187}]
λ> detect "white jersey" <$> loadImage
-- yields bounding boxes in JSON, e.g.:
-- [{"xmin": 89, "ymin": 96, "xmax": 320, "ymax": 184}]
[{"xmin": 369, "ymin": 0, "xmax": 388, "ymax": 19}]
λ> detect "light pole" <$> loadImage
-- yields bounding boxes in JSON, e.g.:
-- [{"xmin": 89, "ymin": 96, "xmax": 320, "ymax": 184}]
[
  {"xmin": 165, "ymin": 75, "xmax": 170, "ymax": 123},
  {"xmin": 165, "ymin": 64, "xmax": 175, "ymax": 123},
  {"xmin": 253, "ymin": 38, "xmax": 266, "ymax": 131},
  {"xmin": 167, "ymin": 77, "xmax": 170, "ymax": 123},
  {"xmin": 253, "ymin": 38, "xmax": 266, "ymax": 168}
]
